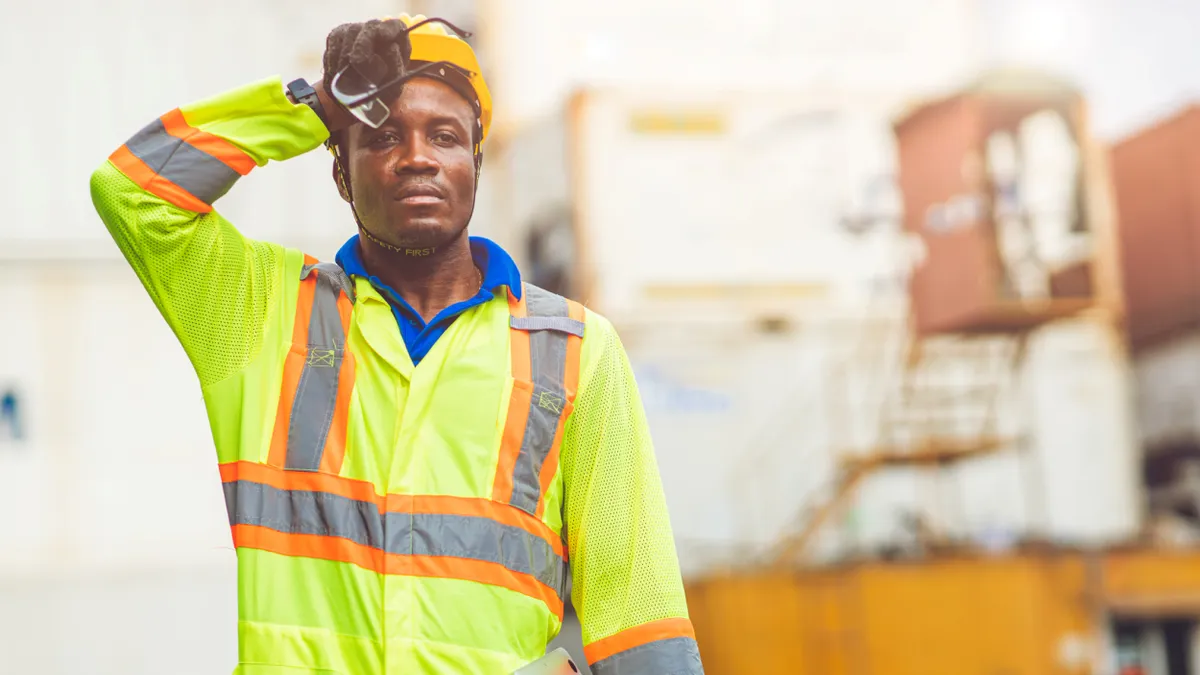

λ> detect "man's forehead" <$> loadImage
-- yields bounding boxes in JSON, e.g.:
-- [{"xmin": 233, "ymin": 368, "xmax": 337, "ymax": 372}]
[{"xmin": 383, "ymin": 77, "xmax": 475, "ymax": 125}]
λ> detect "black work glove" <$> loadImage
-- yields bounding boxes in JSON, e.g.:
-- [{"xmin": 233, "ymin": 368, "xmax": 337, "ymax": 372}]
[{"xmin": 322, "ymin": 18, "xmax": 414, "ymax": 95}]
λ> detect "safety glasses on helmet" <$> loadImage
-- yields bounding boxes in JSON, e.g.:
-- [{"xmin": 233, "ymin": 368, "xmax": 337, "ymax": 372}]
[{"xmin": 329, "ymin": 18, "xmax": 480, "ymax": 130}]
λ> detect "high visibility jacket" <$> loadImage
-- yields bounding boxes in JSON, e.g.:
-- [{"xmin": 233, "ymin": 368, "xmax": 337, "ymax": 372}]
[{"xmin": 89, "ymin": 78, "xmax": 703, "ymax": 675}]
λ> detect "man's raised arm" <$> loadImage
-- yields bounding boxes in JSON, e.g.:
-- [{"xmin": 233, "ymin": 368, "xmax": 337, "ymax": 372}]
[{"xmin": 89, "ymin": 77, "xmax": 347, "ymax": 388}]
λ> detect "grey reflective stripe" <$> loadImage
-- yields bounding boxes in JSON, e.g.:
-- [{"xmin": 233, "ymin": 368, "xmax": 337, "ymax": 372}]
[
  {"xmin": 396, "ymin": 512, "xmax": 563, "ymax": 591},
  {"xmin": 510, "ymin": 316, "xmax": 586, "ymax": 338},
  {"xmin": 286, "ymin": 263, "xmax": 353, "ymax": 471},
  {"xmin": 590, "ymin": 637, "xmax": 705, "ymax": 675},
  {"xmin": 222, "ymin": 480, "xmax": 566, "ymax": 596},
  {"xmin": 223, "ymin": 480, "xmax": 381, "ymax": 544},
  {"xmin": 509, "ymin": 284, "xmax": 573, "ymax": 514},
  {"xmin": 302, "ymin": 262, "xmax": 357, "ymax": 304},
  {"xmin": 125, "ymin": 118, "xmax": 240, "ymax": 205}
]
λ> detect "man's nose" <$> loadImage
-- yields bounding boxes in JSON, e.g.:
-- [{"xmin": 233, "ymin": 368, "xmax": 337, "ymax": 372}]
[{"xmin": 396, "ymin": 136, "xmax": 439, "ymax": 174}]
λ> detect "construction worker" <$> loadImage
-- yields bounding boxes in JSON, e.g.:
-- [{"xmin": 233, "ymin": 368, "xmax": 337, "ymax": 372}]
[{"xmin": 89, "ymin": 15, "xmax": 703, "ymax": 675}]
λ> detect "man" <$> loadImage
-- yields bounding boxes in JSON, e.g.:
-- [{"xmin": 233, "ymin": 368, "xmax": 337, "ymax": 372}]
[{"xmin": 89, "ymin": 14, "xmax": 703, "ymax": 675}]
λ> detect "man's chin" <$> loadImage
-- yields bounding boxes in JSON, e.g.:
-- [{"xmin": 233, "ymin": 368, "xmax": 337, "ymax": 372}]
[{"xmin": 378, "ymin": 222, "xmax": 466, "ymax": 255}]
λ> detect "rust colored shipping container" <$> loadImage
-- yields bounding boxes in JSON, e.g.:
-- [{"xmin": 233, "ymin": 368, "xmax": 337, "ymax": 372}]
[
  {"xmin": 895, "ymin": 71, "xmax": 1100, "ymax": 336},
  {"xmin": 1111, "ymin": 106, "xmax": 1200, "ymax": 352}
]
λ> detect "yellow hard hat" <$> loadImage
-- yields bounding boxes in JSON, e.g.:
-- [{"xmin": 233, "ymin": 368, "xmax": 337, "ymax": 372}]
[{"xmin": 387, "ymin": 14, "xmax": 493, "ymax": 146}]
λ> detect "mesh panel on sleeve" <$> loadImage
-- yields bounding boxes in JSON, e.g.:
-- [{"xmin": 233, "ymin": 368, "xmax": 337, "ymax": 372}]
[
  {"xmin": 92, "ymin": 163, "xmax": 282, "ymax": 387},
  {"xmin": 560, "ymin": 321, "xmax": 690, "ymax": 646}
]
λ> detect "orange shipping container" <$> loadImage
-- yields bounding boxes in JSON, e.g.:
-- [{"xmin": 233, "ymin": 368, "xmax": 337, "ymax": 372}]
[
  {"xmin": 1110, "ymin": 106, "xmax": 1200, "ymax": 352},
  {"xmin": 894, "ymin": 72, "xmax": 1100, "ymax": 336}
]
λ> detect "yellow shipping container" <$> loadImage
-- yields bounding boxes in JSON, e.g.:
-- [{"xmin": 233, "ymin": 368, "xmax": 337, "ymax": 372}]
[{"xmin": 687, "ymin": 548, "xmax": 1200, "ymax": 675}]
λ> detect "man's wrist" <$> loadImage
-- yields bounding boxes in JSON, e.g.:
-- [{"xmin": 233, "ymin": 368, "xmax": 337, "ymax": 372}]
[
  {"xmin": 285, "ymin": 77, "xmax": 355, "ymax": 135},
  {"xmin": 286, "ymin": 77, "xmax": 328, "ymax": 123},
  {"xmin": 313, "ymin": 80, "xmax": 357, "ymax": 135}
]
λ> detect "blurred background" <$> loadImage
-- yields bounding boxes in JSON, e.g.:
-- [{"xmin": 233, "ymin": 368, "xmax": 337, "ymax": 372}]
[{"xmin": 4, "ymin": 0, "xmax": 1200, "ymax": 673}]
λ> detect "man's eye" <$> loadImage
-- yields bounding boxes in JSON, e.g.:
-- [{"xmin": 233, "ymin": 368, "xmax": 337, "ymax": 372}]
[
  {"xmin": 433, "ymin": 131, "xmax": 459, "ymax": 145},
  {"xmin": 370, "ymin": 133, "xmax": 399, "ymax": 147}
]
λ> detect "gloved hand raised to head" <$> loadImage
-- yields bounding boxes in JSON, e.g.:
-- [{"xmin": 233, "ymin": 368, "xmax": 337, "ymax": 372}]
[
  {"xmin": 322, "ymin": 18, "xmax": 415, "ymax": 100},
  {"xmin": 302, "ymin": 17, "xmax": 418, "ymax": 136},
  {"xmin": 310, "ymin": 14, "xmax": 489, "ymax": 152}
]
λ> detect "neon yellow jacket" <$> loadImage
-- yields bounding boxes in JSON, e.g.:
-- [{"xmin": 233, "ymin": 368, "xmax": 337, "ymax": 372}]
[{"xmin": 89, "ymin": 77, "xmax": 703, "ymax": 674}]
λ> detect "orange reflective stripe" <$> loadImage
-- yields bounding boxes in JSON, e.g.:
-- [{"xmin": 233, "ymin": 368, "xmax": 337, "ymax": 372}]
[
  {"xmin": 108, "ymin": 147, "xmax": 212, "ymax": 213},
  {"xmin": 114, "ymin": 108, "xmax": 255, "ymax": 211},
  {"xmin": 564, "ymin": 299, "xmax": 585, "ymax": 398},
  {"xmin": 318, "ymin": 290, "xmax": 356, "ymax": 475},
  {"xmin": 229, "ymin": 524, "xmax": 564, "ymax": 619},
  {"xmin": 159, "ymin": 109, "xmax": 257, "ymax": 175},
  {"xmin": 220, "ymin": 460, "xmax": 381, "ymax": 504},
  {"xmin": 266, "ymin": 256, "xmax": 318, "ymax": 467},
  {"xmin": 231, "ymin": 523, "xmax": 382, "ymax": 573},
  {"xmin": 292, "ymin": 254, "xmax": 320, "ymax": 345},
  {"xmin": 506, "ymin": 289, "xmax": 531, "ymax": 381},
  {"xmin": 493, "ymin": 289, "xmax": 531, "ymax": 503},
  {"xmin": 493, "ymin": 381, "xmax": 533, "ymax": 503},
  {"xmin": 218, "ymin": 461, "xmax": 563, "ymax": 557},
  {"xmin": 408, "ymin": 555, "xmax": 564, "ymax": 620},
  {"xmin": 583, "ymin": 618, "xmax": 697, "ymax": 665}
]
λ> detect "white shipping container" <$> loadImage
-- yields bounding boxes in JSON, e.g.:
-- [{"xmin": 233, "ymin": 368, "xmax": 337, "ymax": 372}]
[
  {"xmin": 0, "ymin": 260, "xmax": 232, "ymax": 575},
  {"xmin": 621, "ymin": 310, "xmax": 1141, "ymax": 576},
  {"xmin": 841, "ymin": 316, "xmax": 1141, "ymax": 552},
  {"xmin": 1133, "ymin": 333, "xmax": 1200, "ymax": 454},
  {"xmin": 0, "ymin": 568, "xmax": 237, "ymax": 675},
  {"xmin": 0, "ymin": 258, "xmax": 239, "ymax": 672},
  {"xmin": 618, "ymin": 311, "xmax": 841, "ymax": 576},
  {"xmin": 499, "ymin": 85, "xmax": 925, "ymax": 318}
]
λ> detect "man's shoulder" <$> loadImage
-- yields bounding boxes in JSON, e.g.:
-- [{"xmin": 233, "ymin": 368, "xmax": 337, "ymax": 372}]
[
  {"xmin": 578, "ymin": 304, "xmax": 618, "ymax": 344},
  {"xmin": 517, "ymin": 283, "xmax": 619, "ymax": 344},
  {"xmin": 574, "ymin": 303, "xmax": 631, "ymax": 392}
]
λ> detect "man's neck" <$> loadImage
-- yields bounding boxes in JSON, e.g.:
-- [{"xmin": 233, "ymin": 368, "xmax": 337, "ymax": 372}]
[{"xmin": 359, "ymin": 230, "xmax": 481, "ymax": 323}]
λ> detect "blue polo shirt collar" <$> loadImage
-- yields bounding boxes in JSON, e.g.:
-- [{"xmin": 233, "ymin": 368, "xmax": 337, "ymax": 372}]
[
  {"xmin": 333, "ymin": 234, "xmax": 523, "ymax": 365},
  {"xmin": 335, "ymin": 234, "xmax": 522, "ymax": 301}
]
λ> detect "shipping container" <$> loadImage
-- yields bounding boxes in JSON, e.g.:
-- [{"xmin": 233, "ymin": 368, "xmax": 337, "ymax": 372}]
[
  {"xmin": 1111, "ymin": 103, "xmax": 1200, "ymax": 531},
  {"xmin": 686, "ymin": 548, "xmax": 1200, "ymax": 675},
  {"xmin": 647, "ymin": 313, "xmax": 1142, "ymax": 572},
  {"xmin": 496, "ymin": 83, "xmax": 1141, "ymax": 572},
  {"xmin": 894, "ymin": 70, "xmax": 1120, "ymax": 336},
  {"xmin": 1134, "ymin": 331, "xmax": 1200, "ymax": 544},
  {"xmin": 1111, "ymin": 106, "xmax": 1200, "ymax": 352},
  {"xmin": 1133, "ymin": 332, "xmax": 1200, "ymax": 455},
  {"xmin": 498, "ymin": 85, "xmax": 929, "ymax": 320},
  {"xmin": 0, "ymin": 257, "xmax": 241, "ymax": 672}
]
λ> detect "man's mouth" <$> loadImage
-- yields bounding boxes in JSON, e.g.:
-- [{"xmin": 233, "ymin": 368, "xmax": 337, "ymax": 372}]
[{"xmin": 395, "ymin": 184, "xmax": 445, "ymax": 205}]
